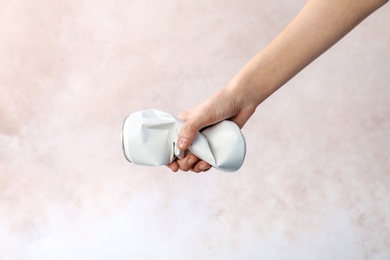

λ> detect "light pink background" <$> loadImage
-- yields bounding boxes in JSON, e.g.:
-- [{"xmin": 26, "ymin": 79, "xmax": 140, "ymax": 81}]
[{"xmin": 1, "ymin": 0, "xmax": 389, "ymax": 259}]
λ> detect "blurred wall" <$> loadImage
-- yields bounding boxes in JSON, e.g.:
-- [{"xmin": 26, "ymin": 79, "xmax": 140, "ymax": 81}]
[{"xmin": 1, "ymin": 0, "xmax": 389, "ymax": 259}]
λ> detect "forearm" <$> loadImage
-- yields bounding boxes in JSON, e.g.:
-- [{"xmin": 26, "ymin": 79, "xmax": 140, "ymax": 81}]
[{"xmin": 229, "ymin": 0, "xmax": 388, "ymax": 107}]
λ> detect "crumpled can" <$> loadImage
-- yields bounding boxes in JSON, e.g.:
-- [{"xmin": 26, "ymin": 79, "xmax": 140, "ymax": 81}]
[{"xmin": 121, "ymin": 109, "xmax": 246, "ymax": 172}]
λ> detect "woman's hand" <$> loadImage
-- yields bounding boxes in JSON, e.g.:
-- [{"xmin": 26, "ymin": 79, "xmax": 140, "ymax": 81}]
[{"xmin": 167, "ymin": 86, "xmax": 257, "ymax": 172}]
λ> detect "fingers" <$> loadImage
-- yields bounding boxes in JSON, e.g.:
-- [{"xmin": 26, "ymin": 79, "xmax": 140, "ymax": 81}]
[
  {"xmin": 168, "ymin": 111, "xmax": 213, "ymax": 173},
  {"xmin": 166, "ymin": 161, "xmax": 179, "ymax": 172},
  {"xmin": 166, "ymin": 154, "xmax": 212, "ymax": 173},
  {"xmin": 191, "ymin": 161, "xmax": 211, "ymax": 173},
  {"xmin": 176, "ymin": 154, "xmax": 198, "ymax": 171}
]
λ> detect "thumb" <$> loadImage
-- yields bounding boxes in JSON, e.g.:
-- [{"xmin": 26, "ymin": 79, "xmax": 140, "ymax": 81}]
[{"xmin": 177, "ymin": 120, "xmax": 201, "ymax": 151}]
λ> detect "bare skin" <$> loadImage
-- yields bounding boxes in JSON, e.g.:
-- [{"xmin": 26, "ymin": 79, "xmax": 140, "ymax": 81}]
[{"xmin": 167, "ymin": 0, "xmax": 388, "ymax": 173}]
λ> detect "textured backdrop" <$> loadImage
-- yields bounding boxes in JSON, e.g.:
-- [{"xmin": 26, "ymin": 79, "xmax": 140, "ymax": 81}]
[{"xmin": 1, "ymin": 0, "xmax": 389, "ymax": 259}]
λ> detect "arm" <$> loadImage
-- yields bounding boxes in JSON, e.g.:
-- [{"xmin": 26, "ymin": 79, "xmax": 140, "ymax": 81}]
[{"xmin": 168, "ymin": 0, "xmax": 388, "ymax": 172}]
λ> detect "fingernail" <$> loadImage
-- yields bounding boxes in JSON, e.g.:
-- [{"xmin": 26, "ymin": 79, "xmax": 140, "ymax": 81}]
[
  {"xmin": 178, "ymin": 138, "xmax": 188, "ymax": 150},
  {"xmin": 188, "ymin": 157, "xmax": 197, "ymax": 166},
  {"xmin": 199, "ymin": 164, "xmax": 211, "ymax": 171}
]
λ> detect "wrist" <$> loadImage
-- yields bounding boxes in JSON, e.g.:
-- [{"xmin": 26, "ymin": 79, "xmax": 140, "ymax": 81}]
[{"xmin": 226, "ymin": 67, "xmax": 268, "ymax": 110}]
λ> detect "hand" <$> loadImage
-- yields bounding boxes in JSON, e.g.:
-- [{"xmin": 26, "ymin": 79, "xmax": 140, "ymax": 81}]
[{"xmin": 167, "ymin": 86, "xmax": 256, "ymax": 172}]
